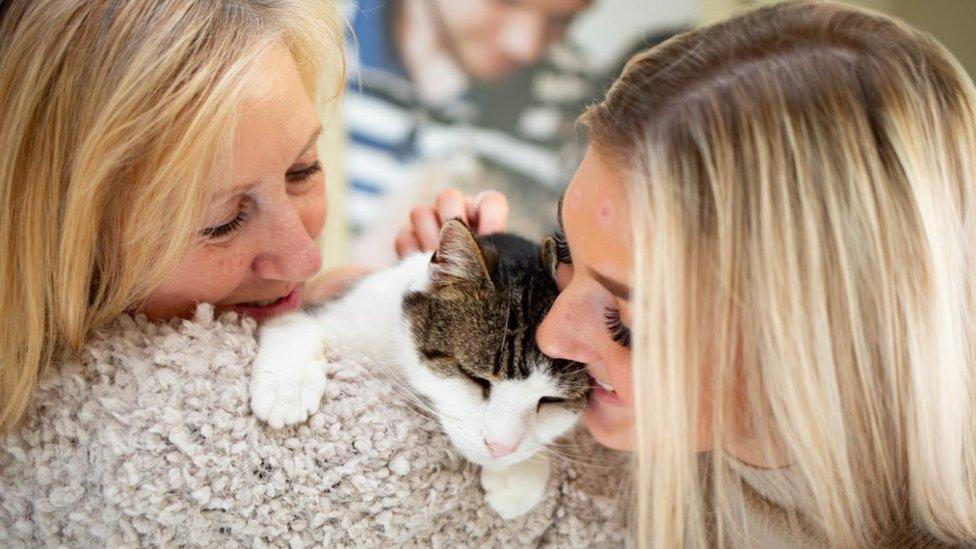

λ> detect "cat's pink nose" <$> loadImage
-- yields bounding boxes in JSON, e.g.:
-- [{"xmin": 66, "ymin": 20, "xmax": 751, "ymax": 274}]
[{"xmin": 485, "ymin": 439, "xmax": 517, "ymax": 458}]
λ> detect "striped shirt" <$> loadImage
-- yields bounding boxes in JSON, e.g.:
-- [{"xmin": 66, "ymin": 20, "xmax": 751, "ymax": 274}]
[{"xmin": 345, "ymin": 0, "xmax": 596, "ymax": 245}]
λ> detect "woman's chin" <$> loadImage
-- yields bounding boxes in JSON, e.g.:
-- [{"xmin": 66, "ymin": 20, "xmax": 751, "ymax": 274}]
[{"xmin": 582, "ymin": 396, "xmax": 635, "ymax": 451}]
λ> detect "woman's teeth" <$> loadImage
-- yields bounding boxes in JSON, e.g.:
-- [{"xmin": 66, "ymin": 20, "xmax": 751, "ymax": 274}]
[{"xmin": 594, "ymin": 378, "xmax": 615, "ymax": 392}]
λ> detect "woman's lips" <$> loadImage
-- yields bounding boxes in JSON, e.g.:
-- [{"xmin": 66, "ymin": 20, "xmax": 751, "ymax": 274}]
[
  {"xmin": 589, "ymin": 373, "xmax": 624, "ymax": 405},
  {"xmin": 228, "ymin": 286, "xmax": 301, "ymax": 321}
]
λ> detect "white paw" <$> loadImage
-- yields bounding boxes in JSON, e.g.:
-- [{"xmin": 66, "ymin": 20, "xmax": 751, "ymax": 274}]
[
  {"xmin": 480, "ymin": 454, "xmax": 551, "ymax": 519},
  {"xmin": 250, "ymin": 358, "xmax": 327, "ymax": 429}
]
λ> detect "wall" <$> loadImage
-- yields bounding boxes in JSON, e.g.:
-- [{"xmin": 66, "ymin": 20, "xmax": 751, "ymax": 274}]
[
  {"xmin": 570, "ymin": 0, "xmax": 697, "ymax": 70},
  {"xmin": 697, "ymin": 0, "xmax": 974, "ymax": 78},
  {"xmin": 319, "ymin": 108, "xmax": 349, "ymax": 270},
  {"xmin": 893, "ymin": 0, "xmax": 975, "ymax": 77}
]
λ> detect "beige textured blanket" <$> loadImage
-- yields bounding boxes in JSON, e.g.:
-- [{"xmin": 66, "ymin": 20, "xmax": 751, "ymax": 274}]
[{"xmin": 0, "ymin": 305, "xmax": 629, "ymax": 547}]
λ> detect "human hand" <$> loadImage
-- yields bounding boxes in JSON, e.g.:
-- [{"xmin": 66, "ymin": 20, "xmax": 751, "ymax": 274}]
[{"xmin": 395, "ymin": 189, "xmax": 509, "ymax": 257}]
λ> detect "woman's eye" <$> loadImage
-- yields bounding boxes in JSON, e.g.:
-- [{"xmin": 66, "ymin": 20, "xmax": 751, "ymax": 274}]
[
  {"xmin": 201, "ymin": 207, "xmax": 249, "ymax": 240},
  {"xmin": 603, "ymin": 306, "xmax": 632, "ymax": 349},
  {"xmin": 286, "ymin": 160, "xmax": 322, "ymax": 183},
  {"xmin": 552, "ymin": 229, "xmax": 572, "ymax": 264}
]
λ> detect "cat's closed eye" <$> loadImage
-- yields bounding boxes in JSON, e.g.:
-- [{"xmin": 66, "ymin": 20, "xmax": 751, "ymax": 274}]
[
  {"xmin": 421, "ymin": 348, "xmax": 454, "ymax": 361},
  {"xmin": 462, "ymin": 370, "xmax": 491, "ymax": 399},
  {"xmin": 537, "ymin": 396, "xmax": 567, "ymax": 412}
]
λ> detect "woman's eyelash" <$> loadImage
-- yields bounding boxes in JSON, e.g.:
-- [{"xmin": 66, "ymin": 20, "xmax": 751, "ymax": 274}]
[
  {"xmin": 201, "ymin": 208, "xmax": 249, "ymax": 239},
  {"xmin": 604, "ymin": 306, "xmax": 632, "ymax": 349},
  {"xmin": 286, "ymin": 160, "xmax": 322, "ymax": 182},
  {"xmin": 200, "ymin": 162, "xmax": 320, "ymax": 240},
  {"xmin": 552, "ymin": 229, "xmax": 572, "ymax": 264}
]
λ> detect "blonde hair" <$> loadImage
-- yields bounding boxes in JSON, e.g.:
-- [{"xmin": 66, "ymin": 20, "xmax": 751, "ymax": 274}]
[
  {"xmin": 0, "ymin": 0, "xmax": 343, "ymax": 434},
  {"xmin": 583, "ymin": 1, "xmax": 976, "ymax": 546}
]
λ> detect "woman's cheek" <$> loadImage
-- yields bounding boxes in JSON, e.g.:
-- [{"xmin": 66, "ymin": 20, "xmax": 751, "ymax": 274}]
[
  {"xmin": 300, "ymin": 179, "xmax": 327, "ymax": 240},
  {"xmin": 606, "ymin": 347, "xmax": 635, "ymax": 406},
  {"xmin": 199, "ymin": 244, "xmax": 255, "ymax": 299},
  {"xmin": 141, "ymin": 242, "xmax": 250, "ymax": 319}
]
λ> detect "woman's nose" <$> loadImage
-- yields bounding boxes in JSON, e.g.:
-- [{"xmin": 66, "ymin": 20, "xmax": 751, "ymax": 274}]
[
  {"xmin": 536, "ymin": 291, "xmax": 600, "ymax": 364},
  {"xmin": 252, "ymin": 202, "xmax": 322, "ymax": 282}
]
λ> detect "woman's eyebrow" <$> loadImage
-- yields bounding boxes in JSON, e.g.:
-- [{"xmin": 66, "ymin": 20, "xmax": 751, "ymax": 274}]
[
  {"xmin": 213, "ymin": 126, "xmax": 325, "ymax": 201},
  {"xmin": 295, "ymin": 125, "xmax": 324, "ymax": 162},
  {"xmin": 591, "ymin": 269, "xmax": 631, "ymax": 301}
]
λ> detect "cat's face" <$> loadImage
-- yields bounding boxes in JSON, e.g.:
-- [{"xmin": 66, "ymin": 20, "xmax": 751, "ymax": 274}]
[{"xmin": 403, "ymin": 220, "xmax": 588, "ymax": 466}]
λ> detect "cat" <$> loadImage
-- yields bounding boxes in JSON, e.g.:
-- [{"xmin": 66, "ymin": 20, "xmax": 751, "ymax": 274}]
[{"xmin": 249, "ymin": 219, "xmax": 590, "ymax": 519}]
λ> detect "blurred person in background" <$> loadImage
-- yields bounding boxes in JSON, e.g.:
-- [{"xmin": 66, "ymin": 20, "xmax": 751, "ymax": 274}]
[{"xmin": 345, "ymin": 0, "xmax": 597, "ymax": 265}]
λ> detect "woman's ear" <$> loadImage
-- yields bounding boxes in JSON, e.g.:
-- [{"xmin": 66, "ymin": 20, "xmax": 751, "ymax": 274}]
[{"xmin": 428, "ymin": 218, "xmax": 491, "ymax": 289}]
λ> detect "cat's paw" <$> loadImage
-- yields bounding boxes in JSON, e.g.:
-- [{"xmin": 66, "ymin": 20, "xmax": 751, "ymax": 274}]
[
  {"xmin": 250, "ymin": 358, "xmax": 327, "ymax": 429},
  {"xmin": 480, "ymin": 454, "xmax": 551, "ymax": 520}
]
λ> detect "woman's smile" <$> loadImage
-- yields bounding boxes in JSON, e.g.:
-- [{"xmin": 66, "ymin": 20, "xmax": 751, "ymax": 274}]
[{"xmin": 227, "ymin": 285, "xmax": 303, "ymax": 321}]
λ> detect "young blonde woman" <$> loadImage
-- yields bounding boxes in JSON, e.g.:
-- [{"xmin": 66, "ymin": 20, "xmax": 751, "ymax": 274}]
[
  {"xmin": 550, "ymin": 0, "xmax": 976, "ymax": 545},
  {"xmin": 407, "ymin": 1, "xmax": 976, "ymax": 546}
]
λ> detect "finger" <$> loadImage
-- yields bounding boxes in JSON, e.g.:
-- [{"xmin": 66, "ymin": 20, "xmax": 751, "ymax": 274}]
[
  {"xmin": 435, "ymin": 188, "xmax": 468, "ymax": 225},
  {"xmin": 465, "ymin": 196, "xmax": 478, "ymax": 224},
  {"xmin": 409, "ymin": 205, "xmax": 441, "ymax": 251},
  {"xmin": 395, "ymin": 228, "xmax": 422, "ymax": 257},
  {"xmin": 474, "ymin": 190, "xmax": 509, "ymax": 234}
]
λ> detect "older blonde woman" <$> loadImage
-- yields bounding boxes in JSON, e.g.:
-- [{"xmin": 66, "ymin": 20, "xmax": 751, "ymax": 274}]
[
  {"xmin": 0, "ymin": 0, "xmax": 510, "ymax": 433},
  {"xmin": 0, "ymin": 1, "xmax": 534, "ymax": 545}
]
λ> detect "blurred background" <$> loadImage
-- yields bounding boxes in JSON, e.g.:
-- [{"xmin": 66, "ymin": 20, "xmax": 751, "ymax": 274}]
[{"xmin": 319, "ymin": 0, "xmax": 975, "ymax": 271}]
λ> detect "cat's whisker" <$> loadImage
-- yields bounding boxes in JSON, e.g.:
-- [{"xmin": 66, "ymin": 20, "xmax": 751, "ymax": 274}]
[
  {"xmin": 386, "ymin": 386, "xmax": 440, "ymax": 421},
  {"xmin": 537, "ymin": 446, "xmax": 624, "ymax": 470},
  {"xmin": 543, "ymin": 448, "xmax": 621, "ymax": 467},
  {"xmin": 558, "ymin": 362, "xmax": 590, "ymax": 373},
  {"xmin": 545, "ymin": 438, "xmax": 598, "ymax": 449},
  {"xmin": 368, "ymin": 364, "xmax": 445, "ymax": 424}
]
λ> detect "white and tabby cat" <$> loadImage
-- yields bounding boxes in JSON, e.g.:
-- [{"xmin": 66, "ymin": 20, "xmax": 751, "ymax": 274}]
[{"xmin": 249, "ymin": 220, "xmax": 589, "ymax": 519}]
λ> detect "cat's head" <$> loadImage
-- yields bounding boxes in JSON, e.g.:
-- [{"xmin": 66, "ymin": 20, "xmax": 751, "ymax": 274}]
[{"xmin": 402, "ymin": 219, "xmax": 588, "ymax": 467}]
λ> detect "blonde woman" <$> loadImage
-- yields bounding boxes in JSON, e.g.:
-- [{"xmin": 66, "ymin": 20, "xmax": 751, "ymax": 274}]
[
  {"xmin": 0, "ymin": 0, "xmax": 525, "ymax": 545},
  {"xmin": 405, "ymin": 1, "xmax": 976, "ymax": 546},
  {"xmin": 546, "ymin": 0, "xmax": 976, "ymax": 545},
  {"xmin": 0, "ymin": 0, "xmax": 511, "ymax": 433}
]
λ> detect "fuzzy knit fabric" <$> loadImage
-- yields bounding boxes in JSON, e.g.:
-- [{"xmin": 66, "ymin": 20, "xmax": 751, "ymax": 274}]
[{"xmin": 0, "ymin": 305, "xmax": 629, "ymax": 547}]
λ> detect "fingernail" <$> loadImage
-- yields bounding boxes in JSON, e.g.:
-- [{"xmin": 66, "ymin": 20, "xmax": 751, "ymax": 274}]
[{"xmin": 473, "ymin": 189, "xmax": 498, "ymax": 208}]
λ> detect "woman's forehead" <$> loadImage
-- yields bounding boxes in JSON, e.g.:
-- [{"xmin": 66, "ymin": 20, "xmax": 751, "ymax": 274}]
[
  {"xmin": 563, "ymin": 147, "xmax": 633, "ymax": 286},
  {"xmin": 215, "ymin": 45, "xmax": 320, "ymax": 196}
]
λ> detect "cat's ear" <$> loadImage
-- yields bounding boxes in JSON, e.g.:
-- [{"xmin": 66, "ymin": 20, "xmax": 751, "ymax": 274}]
[
  {"xmin": 540, "ymin": 235, "xmax": 559, "ymax": 281},
  {"xmin": 429, "ymin": 219, "xmax": 491, "ymax": 288}
]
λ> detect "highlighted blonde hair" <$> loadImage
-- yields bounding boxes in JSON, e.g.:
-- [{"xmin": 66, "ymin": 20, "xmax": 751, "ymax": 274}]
[
  {"xmin": 583, "ymin": 1, "xmax": 976, "ymax": 546},
  {"xmin": 0, "ymin": 0, "xmax": 343, "ymax": 433}
]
